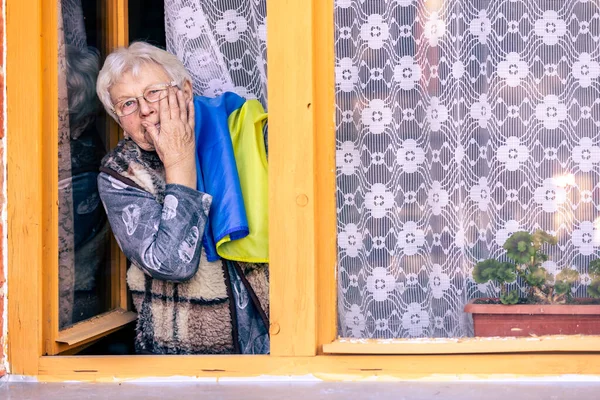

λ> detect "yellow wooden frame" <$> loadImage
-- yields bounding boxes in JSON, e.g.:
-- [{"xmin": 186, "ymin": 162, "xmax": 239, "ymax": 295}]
[{"xmin": 7, "ymin": 0, "xmax": 600, "ymax": 381}]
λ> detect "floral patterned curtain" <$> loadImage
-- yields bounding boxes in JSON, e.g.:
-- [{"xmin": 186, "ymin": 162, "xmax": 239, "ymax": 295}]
[
  {"xmin": 336, "ymin": 0, "xmax": 600, "ymax": 338},
  {"xmin": 165, "ymin": 0, "xmax": 267, "ymax": 108}
]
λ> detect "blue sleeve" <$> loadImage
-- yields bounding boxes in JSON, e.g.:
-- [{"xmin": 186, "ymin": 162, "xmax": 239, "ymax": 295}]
[{"xmin": 97, "ymin": 172, "xmax": 212, "ymax": 282}]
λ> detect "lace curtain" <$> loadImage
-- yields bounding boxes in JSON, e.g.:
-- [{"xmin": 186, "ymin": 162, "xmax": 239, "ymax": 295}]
[
  {"xmin": 336, "ymin": 0, "xmax": 600, "ymax": 338},
  {"xmin": 165, "ymin": 0, "xmax": 268, "ymax": 108}
]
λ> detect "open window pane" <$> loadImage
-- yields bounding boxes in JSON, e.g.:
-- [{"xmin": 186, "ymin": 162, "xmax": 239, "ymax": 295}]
[
  {"xmin": 58, "ymin": 0, "xmax": 113, "ymax": 329},
  {"xmin": 335, "ymin": 0, "xmax": 600, "ymax": 339}
]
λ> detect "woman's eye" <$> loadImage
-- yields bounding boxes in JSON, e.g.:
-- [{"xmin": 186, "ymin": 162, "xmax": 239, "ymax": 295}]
[
  {"xmin": 146, "ymin": 89, "xmax": 163, "ymax": 99},
  {"xmin": 123, "ymin": 100, "xmax": 136, "ymax": 108}
]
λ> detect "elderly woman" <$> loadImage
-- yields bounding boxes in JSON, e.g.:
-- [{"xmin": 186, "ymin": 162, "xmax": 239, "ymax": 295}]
[{"xmin": 96, "ymin": 42, "xmax": 269, "ymax": 355}]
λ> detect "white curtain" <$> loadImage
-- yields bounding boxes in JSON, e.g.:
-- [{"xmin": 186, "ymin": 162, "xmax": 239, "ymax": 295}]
[
  {"xmin": 165, "ymin": 0, "xmax": 268, "ymax": 108},
  {"xmin": 336, "ymin": 0, "xmax": 600, "ymax": 338},
  {"xmin": 62, "ymin": 0, "xmax": 87, "ymax": 50}
]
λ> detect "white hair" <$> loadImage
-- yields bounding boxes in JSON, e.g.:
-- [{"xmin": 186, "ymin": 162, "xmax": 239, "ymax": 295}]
[{"xmin": 96, "ymin": 42, "xmax": 192, "ymax": 121}]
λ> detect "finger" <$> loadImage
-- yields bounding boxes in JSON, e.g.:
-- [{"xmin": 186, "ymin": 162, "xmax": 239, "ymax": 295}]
[
  {"xmin": 187, "ymin": 99, "xmax": 195, "ymax": 131},
  {"xmin": 177, "ymin": 90, "xmax": 187, "ymax": 123},
  {"xmin": 169, "ymin": 87, "xmax": 180, "ymax": 120},
  {"xmin": 159, "ymin": 91, "xmax": 170, "ymax": 121},
  {"xmin": 142, "ymin": 121, "xmax": 160, "ymax": 142}
]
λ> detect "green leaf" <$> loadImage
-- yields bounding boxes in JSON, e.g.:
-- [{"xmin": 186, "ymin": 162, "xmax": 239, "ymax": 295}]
[
  {"xmin": 556, "ymin": 268, "xmax": 579, "ymax": 285},
  {"xmin": 472, "ymin": 260, "xmax": 516, "ymax": 284},
  {"xmin": 495, "ymin": 262, "xmax": 517, "ymax": 284},
  {"xmin": 504, "ymin": 231, "xmax": 534, "ymax": 264},
  {"xmin": 525, "ymin": 266, "xmax": 547, "ymax": 288},
  {"xmin": 589, "ymin": 259, "xmax": 600, "ymax": 276},
  {"xmin": 472, "ymin": 259, "xmax": 502, "ymax": 284},
  {"xmin": 554, "ymin": 281, "xmax": 571, "ymax": 295},
  {"xmin": 588, "ymin": 279, "xmax": 600, "ymax": 298},
  {"xmin": 500, "ymin": 290, "xmax": 519, "ymax": 305}
]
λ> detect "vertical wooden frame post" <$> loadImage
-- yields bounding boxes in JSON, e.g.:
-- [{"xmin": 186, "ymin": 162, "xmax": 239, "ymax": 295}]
[
  {"xmin": 41, "ymin": 0, "xmax": 60, "ymax": 356},
  {"xmin": 268, "ymin": 0, "xmax": 319, "ymax": 356},
  {"xmin": 7, "ymin": 0, "xmax": 44, "ymax": 373},
  {"xmin": 106, "ymin": 0, "xmax": 129, "ymax": 51},
  {"xmin": 105, "ymin": 0, "xmax": 129, "ymax": 311}
]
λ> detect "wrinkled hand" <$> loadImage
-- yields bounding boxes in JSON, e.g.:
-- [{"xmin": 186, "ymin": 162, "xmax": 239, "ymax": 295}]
[{"xmin": 142, "ymin": 88, "xmax": 195, "ymax": 169}]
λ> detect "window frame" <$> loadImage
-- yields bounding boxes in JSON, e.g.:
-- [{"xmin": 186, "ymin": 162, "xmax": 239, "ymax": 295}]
[{"xmin": 7, "ymin": 0, "xmax": 600, "ymax": 380}]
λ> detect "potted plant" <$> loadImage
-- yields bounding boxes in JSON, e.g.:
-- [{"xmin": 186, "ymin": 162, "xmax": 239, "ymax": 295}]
[{"xmin": 464, "ymin": 230, "xmax": 600, "ymax": 337}]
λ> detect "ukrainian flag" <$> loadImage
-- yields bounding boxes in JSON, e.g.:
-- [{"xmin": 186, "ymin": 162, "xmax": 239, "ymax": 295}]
[{"xmin": 193, "ymin": 92, "xmax": 269, "ymax": 263}]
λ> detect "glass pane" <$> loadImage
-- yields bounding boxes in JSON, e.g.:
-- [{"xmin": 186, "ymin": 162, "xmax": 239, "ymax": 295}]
[
  {"xmin": 129, "ymin": 0, "xmax": 165, "ymax": 48},
  {"xmin": 58, "ymin": 0, "xmax": 112, "ymax": 329},
  {"xmin": 335, "ymin": 0, "xmax": 600, "ymax": 339}
]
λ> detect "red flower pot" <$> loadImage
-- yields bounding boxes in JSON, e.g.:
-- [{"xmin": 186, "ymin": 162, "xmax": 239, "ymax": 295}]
[{"xmin": 465, "ymin": 299, "xmax": 600, "ymax": 337}]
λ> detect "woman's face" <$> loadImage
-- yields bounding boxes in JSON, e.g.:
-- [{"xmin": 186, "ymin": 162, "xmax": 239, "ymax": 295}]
[{"xmin": 109, "ymin": 62, "xmax": 192, "ymax": 151}]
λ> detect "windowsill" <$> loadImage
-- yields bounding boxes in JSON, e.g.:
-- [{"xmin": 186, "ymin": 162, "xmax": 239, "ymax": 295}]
[
  {"xmin": 35, "ymin": 352, "xmax": 600, "ymax": 381},
  {"xmin": 323, "ymin": 336, "xmax": 600, "ymax": 354}
]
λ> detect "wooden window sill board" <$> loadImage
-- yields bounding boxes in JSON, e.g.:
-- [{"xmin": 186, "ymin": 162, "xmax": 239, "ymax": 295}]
[{"xmin": 322, "ymin": 336, "xmax": 600, "ymax": 354}]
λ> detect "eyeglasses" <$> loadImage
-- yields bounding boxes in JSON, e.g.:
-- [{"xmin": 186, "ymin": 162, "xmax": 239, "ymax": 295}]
[{"xmin": 112, "ymin": 81, "xmax": 178, "ymax": 117}]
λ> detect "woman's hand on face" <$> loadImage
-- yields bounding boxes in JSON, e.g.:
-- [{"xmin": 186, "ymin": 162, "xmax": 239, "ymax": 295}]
[{"xmin": 141, "ymin": 88, "xmax": 195, "ymax": 169}]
